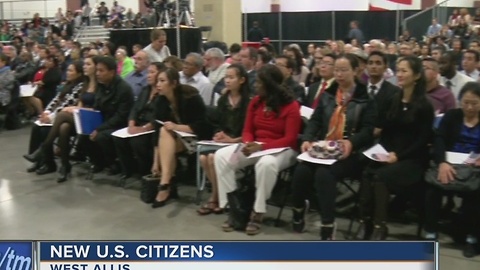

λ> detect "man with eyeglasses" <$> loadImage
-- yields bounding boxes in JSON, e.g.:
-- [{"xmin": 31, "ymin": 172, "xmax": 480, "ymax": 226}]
[
  {"xmin": 180, "ymin": 53, "xmax": 214, "ymax": 105},
  {"xmin": 306, "ymin": 53, "xmax": 336, "ymax": 109},
  {"xmin": 275, "ymin": 55, "xmax": 305, "ymax": 105}
]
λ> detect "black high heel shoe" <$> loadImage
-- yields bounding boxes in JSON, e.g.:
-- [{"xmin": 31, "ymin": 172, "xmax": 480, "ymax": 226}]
[
  {"xmin": 23, "ymin": 147, "xmax": 43, "ymax": 163},
  {"xmin": 57, "ymin": 164, "xmax": 72, "ymax": 183},
  {"xmin": 151, "ymin": 184, "xmax": 179, "ymax": 208}
]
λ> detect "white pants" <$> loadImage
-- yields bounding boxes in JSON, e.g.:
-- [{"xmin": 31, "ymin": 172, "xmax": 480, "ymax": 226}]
[{"xmin": 214, "ymin": 145, "xmax": 297, "ymax": 213}]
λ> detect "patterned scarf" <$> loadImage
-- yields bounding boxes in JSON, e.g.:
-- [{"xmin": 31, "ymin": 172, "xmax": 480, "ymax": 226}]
[{"xmin": 325, "ymin": 89, "xmax": 353, "ymax": 140}]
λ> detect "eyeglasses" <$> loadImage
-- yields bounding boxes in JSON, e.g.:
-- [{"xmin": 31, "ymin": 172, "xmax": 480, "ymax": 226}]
[{"xmin": 319, "ymin": 61, "xmax": 334, "ymax": 67}]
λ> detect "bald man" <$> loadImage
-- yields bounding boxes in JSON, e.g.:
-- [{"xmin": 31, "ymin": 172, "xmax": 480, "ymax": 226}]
[{"xmin": 124, "ymin": 50, "xmax": 150, "ymax": 100}]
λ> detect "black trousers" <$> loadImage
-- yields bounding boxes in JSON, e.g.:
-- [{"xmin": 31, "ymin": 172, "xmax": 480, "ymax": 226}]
[
  {"xmin": 28, "ymin": 125, "xmax": 51, "ymax": 154},
  {"xmin": 359, "ymin": 159, "xmax": 426, "ymax": 224},
  {"xmin": 99, "ymin": 15, "xmax": 107, "ymax": 25},
  {"xmin": 114, "ymin": 133, "xmax": 154, "ymax": 176},
  {"xmin": 85, "ymin": 129, "xmax": 116, "ymax": 167},
  {"xmin": 425, "ymin": 187, "xmax": 480, "ymax": 236},
  {"xmin": 291, "ymin": 155, "xmax": 365, "ymax": 225}
]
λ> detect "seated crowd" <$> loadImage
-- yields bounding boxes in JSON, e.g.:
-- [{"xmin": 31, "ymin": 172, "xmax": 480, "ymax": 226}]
[{"xmin": 1, "ymin": 25, "xmax": 480, "ymax": 259}]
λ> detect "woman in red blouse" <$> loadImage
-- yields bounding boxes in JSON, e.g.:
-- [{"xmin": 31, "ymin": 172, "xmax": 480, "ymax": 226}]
[{"xmin": 214, "ymin": 64, "xmax": 301, "ymax": 235}]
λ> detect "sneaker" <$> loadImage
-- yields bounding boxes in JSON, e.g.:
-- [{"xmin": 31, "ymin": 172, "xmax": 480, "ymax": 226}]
[
  {"xmin": 320, "ymin": 223, "xmax": 337, "ymax": 240},
  {"xmin": 292, "ymin": 200, "xmax": 310, "ymax": 233}
]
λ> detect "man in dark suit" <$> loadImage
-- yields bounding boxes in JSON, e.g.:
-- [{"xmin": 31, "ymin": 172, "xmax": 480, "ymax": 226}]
[
  {"xmin": 275, "ymin": 55, "xmax": 305, "ymax": 104},
  {"xmin": 366, "ymin": 51, "xmax": 399, "ymax": 137},
  {"xmin": 89, "ymin": 56, "xmax": 134, "ymax": 174},
  {"xmin": 306, "ymin": 53, "xmax": 336, "ymax": 108}
]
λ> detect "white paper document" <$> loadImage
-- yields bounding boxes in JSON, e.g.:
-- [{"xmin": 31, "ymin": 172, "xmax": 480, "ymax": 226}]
[
  {"xmin": 247, "ymin": 147, "xmax": 290, "ymax": 159},
  {"xmin": 445, "ymin": 152, "xmax": 477, "ymax": 165},
  {"xmin": 197, "ymin": 140, "xmax": 234, "ymax": 147},
  {"xmin": 20, "ymin": 85, "xmax": 37, "ymax": 97},
  {"xmin": 363, "ymin": 144, "xmax": 390, "ymax": 162},
  {"xmin": 300, "ymin": 106, "xmax": 314, "ymax": 119},
  {"xmin": 111, "ymin": 127, "xmax": 155, "ymax": 138},
  {"xmin": 34, "ymin": 120, "xmax": 53, "ymax": 127},
  {"xmin": 156, "ymin": 120, "xmax": 196, "ymax": 138},
  {"xmin": 297, "ymin": 151, "xmax": 337, "ymax": 165}
]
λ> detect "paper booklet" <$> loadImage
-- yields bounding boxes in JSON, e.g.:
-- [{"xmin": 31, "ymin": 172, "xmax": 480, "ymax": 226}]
[
  {"xmin": 297, "ymin": 151, "xmax": 337, "ymax": 165},
  {"xmin": 20, "ymin": 84, "xmax": 37, "ymax": 97},
  {"xmin": 363, "ymin": 144, "xmax": 390, "ymax": 162},
  {"xmin": 34, "ymin": 120, "xmax": 53, "ymax": 127},
  {"xmin": 300, "ymin": 106, "xmax": 314, "ymax": 120},
  {"xmin": 197, "ymin": 140, "xmax": 235, "ymax": 147},
  {"xmin": 111, "ymin": 127, "xmax": 155, "ymax": 138},
  {"xmin": 446, "ymin": 152, "xmax": 480, "ymax": 165},
  {"xmin": 156, "ymin": 120, "xmax": 196, "ymax": 138},
  {"xmin": 228, "ymin": 144, "xmax": 290, "ymax": 164}
]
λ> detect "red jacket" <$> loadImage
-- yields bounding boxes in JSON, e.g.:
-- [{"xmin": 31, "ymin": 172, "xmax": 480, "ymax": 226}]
[{"xmin": 242, "ymin": 96, "xmax": 301, "ymax": 150}]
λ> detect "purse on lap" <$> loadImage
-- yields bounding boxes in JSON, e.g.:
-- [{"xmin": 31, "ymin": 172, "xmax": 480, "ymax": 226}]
[{"xmin": 425, "ymin": 163, "xmax": 480, "ymax": 192}]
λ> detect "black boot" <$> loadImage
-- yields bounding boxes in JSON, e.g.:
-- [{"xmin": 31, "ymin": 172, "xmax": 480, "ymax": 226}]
[
  {"xmin": 23, "ymin": 147, "xmax": 43, "ymax": 163},
  {"xmin": 292, "ymin": 200, "xmax": 310, "ymax": 233},
  {"xmin": 36, "ymin": 163, "xmax": 57, "ymax": 175},
  {"xmin": 57, "ymin": 163, "xmax": 72, "ymax": 183}
]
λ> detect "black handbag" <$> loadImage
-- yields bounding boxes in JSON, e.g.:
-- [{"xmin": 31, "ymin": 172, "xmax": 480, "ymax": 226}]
[
  {"xmin": 226, "ymin": 172, "xmax": 255, "ymax": 230},
  {"xmin": 425, "ymin": 163, "xmax": 480, "ymax": 192},
  {"xmin": 140, "ymin": 174, "xmax": 160, "ymax": 203}
]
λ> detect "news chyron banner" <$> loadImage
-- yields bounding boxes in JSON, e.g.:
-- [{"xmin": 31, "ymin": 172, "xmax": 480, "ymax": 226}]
[{"xmin": 33, "ymin": 241, "xmax": 438, "ymax": 270}]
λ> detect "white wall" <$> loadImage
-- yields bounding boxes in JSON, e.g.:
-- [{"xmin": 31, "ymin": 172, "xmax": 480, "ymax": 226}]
[
  {"xmin": 0, "ymin": 0, "xmax": 65, "ymax": 20},
  {"xmin": 437, "ymin": 0, "xmax": 475, "ymax": 7}
]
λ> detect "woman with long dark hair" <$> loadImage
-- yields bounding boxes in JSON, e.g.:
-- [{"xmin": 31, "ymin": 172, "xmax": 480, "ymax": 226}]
[
  {"xmin": 215, "ymin": 64, "xmax": 301, "ymax": 235},
  {"xmin": 151, "ymin": 68, "xmax": 211, "ymax": 208},
  {"xmin": 24, "ymin": 57, "xmax": 99, "ymax": 182},
  {"xmin": 357, "ymin": 56, "xmax": 434, "ymax": 240},
  {"xmin": 113, "ymin": 62, "xmax": 167, "ymax": 179},
  {"xmin": 197, "ymin": 64, "xmax": 250, "ymax": 215},
  {"xmin": 285, "ymin": 46, "xmax": 310, "ymax": 85},
  {"xmin": 24, "ymin": 60, "xmax": 85, "ymax": 173},
  {"xmin": 290, "ymin": 54, "xmax": 376, "ymax": 240}
]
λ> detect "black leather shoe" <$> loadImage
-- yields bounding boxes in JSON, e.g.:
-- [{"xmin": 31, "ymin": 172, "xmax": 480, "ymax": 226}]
[
  {"xmin": 36, "ymin": 164, "xmax": 57, "ymax": 175},
  {"xmin": 353, "ymin": 219, "xmax": 374, "ymax": 240},
  {"xmin": 90, "ymin": 165, "xmax": 104, "ymax": 173},
  {"xmin": 23, "ymin": 148, "xmax": 43, "ymax": 163},
  {"xmin": 107, "ymin": 164, "xmax": 121, "ymax": 176},
  {"xmin": 120, "ymin": 173, "xmax": 131, "ymax": 181},
  {"xmin": 152, "ymin": 184, "xmax": 179, "ymax": 208},
  {"xmin": 27, "ymin": 162, "xmax": 40, "ymax": 173},
  {"xmin": 371, "ymin": 224, "xmax": 389, "ymax": 241},
  {"xmin": 57, "ymin": 164, "xmax": 72, "ymax": 183},
  {"xmin": 463, "ymin": 242, "xmax": 479, "ymax": 258}
]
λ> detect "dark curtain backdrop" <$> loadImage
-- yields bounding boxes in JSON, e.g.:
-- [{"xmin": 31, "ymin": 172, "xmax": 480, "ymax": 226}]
[{"xmin": 243, "ymin": 8, "xmax": 477, "ymax": 53}]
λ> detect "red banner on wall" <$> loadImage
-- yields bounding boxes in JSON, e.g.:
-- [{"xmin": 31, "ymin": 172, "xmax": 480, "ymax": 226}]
[{"xmin": 369, "ymin": 0, "xmax": 420, "ymax": 10}]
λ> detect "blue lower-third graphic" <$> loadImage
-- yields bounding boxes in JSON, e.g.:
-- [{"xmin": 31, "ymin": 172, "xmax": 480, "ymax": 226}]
[{"xmin": 0, "ymin": 242, "xmax": 33, "ymax": 270}]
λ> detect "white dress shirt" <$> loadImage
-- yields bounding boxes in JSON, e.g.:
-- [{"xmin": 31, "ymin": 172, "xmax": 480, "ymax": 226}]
[
  {"xmin": 180, "ymin": 71, "xmax": 214, "ymax": 105},
  {"xmin": 460, "ymin": 69, "xmax": 480, "ymax": 81},
  {"xmin": 144, "ymin": 44, "xmax": 171, "ymax": 63},
  {"xmin": 440, "ymin": 72, "xmax": 475, "ymax": 103},
  {"xmin": 367, "ymin": 79, "xmax": 384, "ymax": 96}
]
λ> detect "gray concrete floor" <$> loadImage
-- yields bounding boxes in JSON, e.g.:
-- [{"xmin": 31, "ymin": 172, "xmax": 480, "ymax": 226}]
[{"xmin": 1, "ymin": 126, "xmax": 480, "ymax": 268}]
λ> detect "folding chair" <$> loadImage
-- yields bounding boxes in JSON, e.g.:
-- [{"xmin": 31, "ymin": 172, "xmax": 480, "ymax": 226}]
[{"xmin": 195, "ymin": 144, "xmax": 225, "ymax": 204}]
